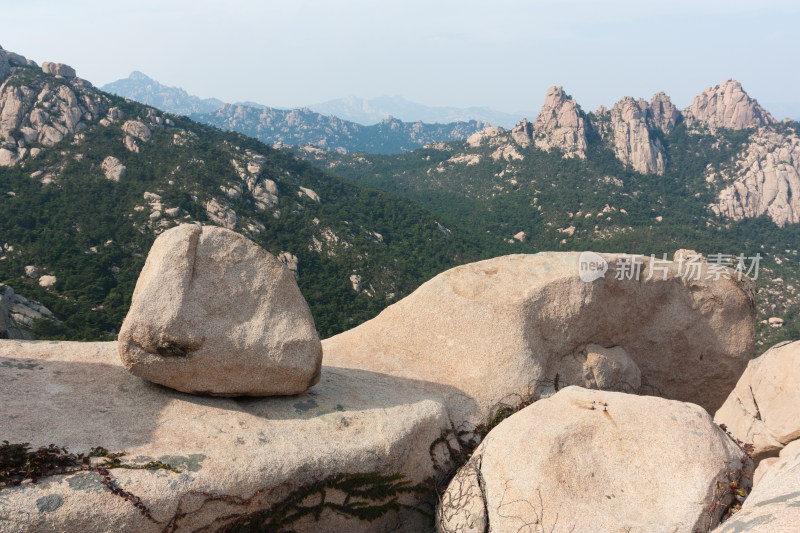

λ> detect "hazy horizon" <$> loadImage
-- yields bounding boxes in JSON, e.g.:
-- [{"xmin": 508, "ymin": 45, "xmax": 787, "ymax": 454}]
[{"xmin": 3, "ymin": 0, "xmax": 799, "ymax": 116}]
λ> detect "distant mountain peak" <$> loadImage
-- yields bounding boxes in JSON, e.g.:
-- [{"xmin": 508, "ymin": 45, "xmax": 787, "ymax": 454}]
[
  {"xmin": 101, "ymin": 72, "xmax": 224, "ymax": 116},
  {"xmin": 128, "ymin": 70, "xmax": 154, "ymax": 81}
]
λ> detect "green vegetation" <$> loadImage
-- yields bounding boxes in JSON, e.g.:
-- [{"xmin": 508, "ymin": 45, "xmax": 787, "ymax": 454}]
[
  {"xmin": 0, "ymin": 69, "xmax": 488, "ymax": 339},
  {"xmin": 297, "ymin": 122, "xmax": 800, "ymax": 352},
  {"xmin": 1, "ymin": 66, "xmax": 798, "ymax": 352}
]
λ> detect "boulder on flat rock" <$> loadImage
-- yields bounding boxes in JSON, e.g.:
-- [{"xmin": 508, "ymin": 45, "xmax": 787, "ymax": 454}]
[
  {"xmin": 0, "ymin": 340, "xmax": 454, "ymax": 533},
  {"xmin": 437, "ymin": 387, "xmax": 751, "ymax": 533},
  {"xmin": 715, "ymin": 340, "xmax": 800, "ymax": 463},
  {"xmin": 118, "ymin": 224, "xmax": 322, "ymax": 396},
  {"xmin": 715, "ymin": 439, "xmax": 800, "ymax": 533},
  {"xmin": 323, "ymin": 252, "xmax": 755, "ymax": 428}
]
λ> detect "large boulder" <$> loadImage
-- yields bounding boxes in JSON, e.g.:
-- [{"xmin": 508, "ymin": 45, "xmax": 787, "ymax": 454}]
[
  {"xmin": 118, "ymin": 224, "xmax": 322, "ymax": 396},
  {"xmin": 437, "ymin": 387, "xmax": 751, "ymax": 533},
  {"xmin": 715, "ymin": 340, "xmax": 800, "ymax": 463},
  {"xmin": 715, "ymin": 439, "xmax": 800, "ymax": 532},
  {"xmin": 0, "ymin": 340, "xmax": 455, "ymax": 533},
  {"xmin": 323, "ymin": 252, "xmax": 755, "ymax": 428}
]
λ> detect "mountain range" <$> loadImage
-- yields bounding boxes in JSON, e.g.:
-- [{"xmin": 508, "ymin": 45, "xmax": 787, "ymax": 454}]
[
  {"xmin": 1, "ymin": 45, "xmax": 799, "ymax": 352},
  {"xmin": 307, "ymin": 95, "xmax": 529, "ymax": 128},
  {"xmin": 0, "ymin": 46, "xmax": 490, "ymax": 339},
  {"xmin": 100, "ymin": 73, "xmax": 494, "ymax": 153}
]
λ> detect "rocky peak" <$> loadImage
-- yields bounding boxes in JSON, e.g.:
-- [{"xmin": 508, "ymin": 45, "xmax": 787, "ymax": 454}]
[
  {"xmin": 683, "ymin": 79, "xmax": 775, "ymax": 130},
  {"xmin": 530, "ymin": 86, "xmax": 588, "ymax": 158},
  {"xmin": 606, "ymin": 96, "xmax": 667, "ymax": 175},
  {"xmin": 649, "ymin": 92, "xmax": 680, "ymax": 134}
]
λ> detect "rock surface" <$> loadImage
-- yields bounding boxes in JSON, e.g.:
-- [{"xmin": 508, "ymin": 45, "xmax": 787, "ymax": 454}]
[
  {"xmin": 607, "ymin": 96, "xmax": 666, "ymax": 175},
  {"xmin": 204, "ymin": 198, "xmax": 239, "ymax": 229},
  {"xmin": 710, "ymin": 126, "xmax": 800, "ymax": 227},
  {"xmin": 41, "ymin": 61, "xmax": 76, "ymax": 79},
  {"xmin": 118, "ymin": 224, "xmax": 322, "ymax": 396},
  {"xmin": 683, "ymin": 79, "xmax": 775, "ymax": 130},
  {"xmin": 0, "ymin": 340, "xmax": 454, "ymax": 533},
  {"xmin": 0, "ymin": 50, "xmax": 109, "ymax": 166},
  {"xmin": 437, "ymin": 387, "xmax": 751, "ymax": 533},
  {"xmin": 530, "ymin": 86, "xmax": 588, "ymax": 158},
  {"xmin": 323, "ymin": 252, "xmax": 756, "ymax": 428},
  {"xmin": 101, "ymin": 155, "xmax": 126, "ymax": 181},
  {"xmin": 715, "ymin": 340, "xmax": 800, "ymax": 462},
  {"xmin": 649, "ymin": 91, "xmax": 681, "ymax": 134},
  {"xmin": 715, "ymin": 439, "xmax": 800, "ymax": 532}
]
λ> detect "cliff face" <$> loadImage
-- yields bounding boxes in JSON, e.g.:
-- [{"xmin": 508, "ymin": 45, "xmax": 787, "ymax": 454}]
[
  {"xmin": 684, "ymin": 79, "xmax": 776, "ymax": 130},
  {"xmin": 605, "ymin": 96, "xmax": 667, "ymax": 175},
  {"xmin": 710, "ymin": 126, "xmax": 800, "ymax": 227}
]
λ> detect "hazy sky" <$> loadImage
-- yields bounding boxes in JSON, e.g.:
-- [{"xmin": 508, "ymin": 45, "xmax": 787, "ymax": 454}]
[{"xmin": 3, "ymin": 0, "xmax": 799, "ymax": 114}]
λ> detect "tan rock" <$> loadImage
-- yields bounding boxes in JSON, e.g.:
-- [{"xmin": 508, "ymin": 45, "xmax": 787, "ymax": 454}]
[
  {"xmin": 278, "ymin": 251, "xmax": 299, "ymax": 276},
  {"xmin": 715, "ymin": 340, "xmax": 800, "ymax": 462},
  {"xmin": 0, "ymin": 339, "xmax": 452, "ymax": 533},
  {"xmin": 0, "ymin": 68, "xmax": 107, "ymax": 162},
  {"xmin": 38, "ymin": 275, "xmax": 57, "ymax": 287},
  {"xmin": 510, "ymin": 117, "xmax": 533, "ymax": 148},
  {"xmin": 710, "ymin": 127, "xmax": 800, "ymax": 227},
  {"xmin": 101, "ymin": 155, "xmax": 126, "ymax": 181},
  {"xmin": 465, "ymin": 126, "xmax": 505, "ymax": 148},
  {"xmin": 41, "ymin": 61, "xmax": 76, "ymax": 79},
  {"xmin": 121, "ymin": 120, "xmax": 152, "ymax": 142},
  {"xmin": 323, "ymin": 252, "xmax": 756, "ymax": 428},
  {"xmin": 531, "ymin": 86, "xmax": 588, "ymax": 158},
  {"xmin": 437, "ymin": 387, "xmax": 751, "ymax": 533},
  {"xmin": 118, "ymin": 224, "xmax": 322, "ymax": 396},
  {"xmin": 204, "ymin": 198, "xmax": 238, "ymax": 229},
  {"xmin": 715, "ymin": 439, "xmax": 800, "ymax": 532},
  {"xmin": 683, "ymin": 79, "xmax": 775, "ymax": 130},
  {"xmin": 607, "ymin": 96, "xmax": 666, "ymax": 175},
  {"xmin": 298, "ymin": 186, "xmax": 320, "ymax": 202},
  {"xmin": 753, "ymin": 456, "xmax": 778, "ymax": 488},
  {"xmin": 649, "ymin": 91, "xmax": 680, "ymax": 134}
]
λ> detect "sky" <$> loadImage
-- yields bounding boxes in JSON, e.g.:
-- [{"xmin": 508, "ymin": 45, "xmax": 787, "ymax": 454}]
[{"xmin": 2, "ymin": 0, "xmax": 799, "ymax": 115}]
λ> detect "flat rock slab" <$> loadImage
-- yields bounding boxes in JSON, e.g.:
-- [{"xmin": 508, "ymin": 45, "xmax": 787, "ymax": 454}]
[{"xmin": 0, "ymin": 340, "xmax": 455, "ymax": 532}]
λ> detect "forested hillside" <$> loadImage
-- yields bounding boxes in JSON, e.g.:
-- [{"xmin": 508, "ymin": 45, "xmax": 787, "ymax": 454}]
[
  {"xmin": 0, "ymin": 55, "xmax": 493, "ymax": 339},
  {"xmin": 296, "ymin": 112, "xmax": 800, "ymax": 353}
]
